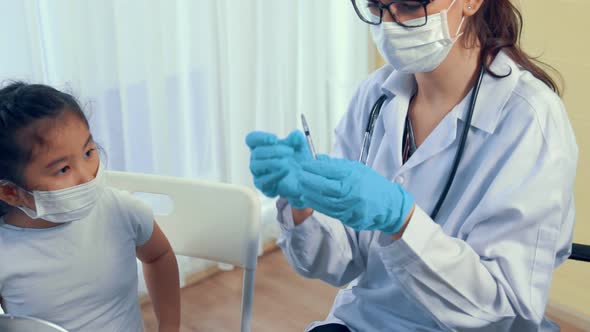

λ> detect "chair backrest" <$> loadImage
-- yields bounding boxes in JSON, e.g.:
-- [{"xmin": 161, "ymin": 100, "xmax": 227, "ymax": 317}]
[
  {"xmin": 570, "ymin": 243, "xmax": 590, "ymax": 262},
  {"xmin": 105, "ymin": 171, "xmax": 261, "ymax": 269},
  {"xmin": 106, "ymin": 171, "xmax": 261, "ymax": 332},
  {"xmin": 0, "ymin": 314, "xmax": 68, "ymax": 332}
]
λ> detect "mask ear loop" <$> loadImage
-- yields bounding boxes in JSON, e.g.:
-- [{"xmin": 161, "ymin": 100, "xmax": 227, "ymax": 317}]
[
  {"xmin": 442, "ymin": 0, "xmax": 466, "ymax": 40},
  {"xmin": 0, "ymin": 180, "xmax": 21, "ymax": 192},
  {"xmin": 454, "ymin": 16, "xmax": 466, "ymax": 40},
  {"xmin": 0, "ymin": 180, "xmax": 36, "ymax": 213},
  {"xmin": 1, "ymin": 180, "xmax": 35, "ymax": 201}
]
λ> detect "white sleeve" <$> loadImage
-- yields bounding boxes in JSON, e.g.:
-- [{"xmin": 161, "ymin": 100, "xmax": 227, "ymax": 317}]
[
  {"xmin": 276, "ymin": 198, "xmax": 366, "ymax": 287},
  {"xmin": 113, "ymin": 189, "xmax": 155, "ymax": 246}
]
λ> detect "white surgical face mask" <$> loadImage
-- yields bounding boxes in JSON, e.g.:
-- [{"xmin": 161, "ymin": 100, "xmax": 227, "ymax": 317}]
[
  {"xmin": 6, "ymin": 162, "xmax": 105, "ymax": 223},
  {"xmin": 371, "ymin": 0, "xmax": 465, "ymax": 74}
]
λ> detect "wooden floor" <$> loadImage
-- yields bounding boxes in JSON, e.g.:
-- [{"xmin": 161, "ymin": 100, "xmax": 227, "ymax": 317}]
[
  {"xmin": 142, "ymin": 249, "xmax": 589, "ymax": 332},
  {"xmin": 142, "ymin": 248, "xmax": 338, "ymax": 332}
]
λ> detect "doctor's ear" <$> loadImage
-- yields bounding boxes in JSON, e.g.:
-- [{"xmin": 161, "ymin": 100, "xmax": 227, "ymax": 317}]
[
  {"xmin": 0, "ymin": 182, "xmax": 24, "ymax": 207},
  {"xmin": 463, "ymin": 0, "xmax": 484, "ymax": 16}
]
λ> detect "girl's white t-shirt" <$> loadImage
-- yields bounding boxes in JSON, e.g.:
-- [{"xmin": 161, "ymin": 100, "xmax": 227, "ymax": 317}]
[{"xmin": 0, "ymin": 187, "xmax": 154, "ymax": 332}]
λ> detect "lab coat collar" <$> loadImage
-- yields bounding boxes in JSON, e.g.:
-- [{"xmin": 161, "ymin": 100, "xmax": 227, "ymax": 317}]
[{"xmin": 379, "ymin": 51, "xmax": 519, "ymax": 135}]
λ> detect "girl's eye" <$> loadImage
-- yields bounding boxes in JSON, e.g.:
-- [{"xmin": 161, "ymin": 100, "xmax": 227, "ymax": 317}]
[
  {"xmin": 57, "ymin": 166, "xmax": 71, "ymax": 175},
  {"xmin": 85, "ymin": 148, "xmax": 95, "ymax": 158}
]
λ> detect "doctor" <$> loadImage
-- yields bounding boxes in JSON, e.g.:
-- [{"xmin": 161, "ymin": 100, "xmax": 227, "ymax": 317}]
[{"xmin": 246, "ymin": 0, "xmax": 577, "ymax": 331}]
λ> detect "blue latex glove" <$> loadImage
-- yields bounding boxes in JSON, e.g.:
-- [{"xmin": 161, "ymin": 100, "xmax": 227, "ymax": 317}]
[
  {"xmin": 299, "ymin": 155, "xmax": 415, "ymax": 234},
  {"xmin": 245, "ymin": 130, "xmax": 311, "ymax": 208}
]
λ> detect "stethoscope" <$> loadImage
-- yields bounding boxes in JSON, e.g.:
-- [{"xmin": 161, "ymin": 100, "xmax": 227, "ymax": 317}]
[{"xmin": 358, "ymin": 64, "xmax": 486, "ymax": 220}]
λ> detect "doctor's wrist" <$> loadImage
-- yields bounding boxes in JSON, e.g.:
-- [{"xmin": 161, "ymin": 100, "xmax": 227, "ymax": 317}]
[
  {"xmin": 292, "ymin": 207, "xmax": 313, "ymax": 225},
  {"xmin": 391, "ymin": 204, "xmax": 415, "ymax": 240}
]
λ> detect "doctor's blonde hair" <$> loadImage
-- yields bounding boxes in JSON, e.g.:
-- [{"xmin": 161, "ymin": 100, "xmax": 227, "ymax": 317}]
[{"xmin": 464, "ymin": 0, "xmax": 562, "ymax": 95}]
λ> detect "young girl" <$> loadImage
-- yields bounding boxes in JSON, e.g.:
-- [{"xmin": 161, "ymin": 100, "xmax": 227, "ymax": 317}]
[{"xmin": 0, "ymin": 82, "xmax": 180, "ymax": 332}]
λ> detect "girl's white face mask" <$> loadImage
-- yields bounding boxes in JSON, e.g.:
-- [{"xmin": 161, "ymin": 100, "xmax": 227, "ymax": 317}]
[
  {"xmin": 371, "ymin": 0, "xmax": 465, "ymax": 74},
  {"xmin": 2, "ymin": 162, "xmax": 105, "ymax": 223}
]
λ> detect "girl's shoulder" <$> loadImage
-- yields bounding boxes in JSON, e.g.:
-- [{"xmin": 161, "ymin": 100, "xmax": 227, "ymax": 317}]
[{"xmin": 101, "ymin": 186, "xmax": 155, "ymax": 246}]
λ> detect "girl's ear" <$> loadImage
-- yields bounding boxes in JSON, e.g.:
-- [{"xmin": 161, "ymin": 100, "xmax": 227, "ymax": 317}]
[{"xmin": 0, "ymin": 182, "xmax": 25, "ymax": 207}]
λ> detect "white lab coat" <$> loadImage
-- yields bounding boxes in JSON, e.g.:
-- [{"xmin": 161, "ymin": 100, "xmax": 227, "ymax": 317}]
[{"xmin": 276, "ymin": 51, "xmax": 578, "ymax": 332}]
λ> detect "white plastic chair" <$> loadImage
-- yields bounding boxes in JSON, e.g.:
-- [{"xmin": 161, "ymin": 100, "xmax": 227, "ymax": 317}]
[
  {"xmin": 0, "ymin": 314, "xmax": 68, "ymax": 332},
  {"xmin": 105, "ymin": 171, "xmax": 261, "ymax": 332}
]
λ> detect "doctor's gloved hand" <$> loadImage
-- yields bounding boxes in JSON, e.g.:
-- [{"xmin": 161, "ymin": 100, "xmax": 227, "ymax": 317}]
[
  {"xmin": 245, "ymin": 130, "xmax": 311, "ymax": 208},
  {"xmin": 299, "ymin": 155, "xmax": 415, "ymax": 234}
]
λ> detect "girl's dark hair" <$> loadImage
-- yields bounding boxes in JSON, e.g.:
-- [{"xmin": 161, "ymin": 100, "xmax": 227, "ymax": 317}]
[
  {"xmin": 0, "ymin": 82, "xmax": 89, "ymax": 216},
  {"xmin": 463, "ymin": 0, "xmax": 562, "ymax": 95}
]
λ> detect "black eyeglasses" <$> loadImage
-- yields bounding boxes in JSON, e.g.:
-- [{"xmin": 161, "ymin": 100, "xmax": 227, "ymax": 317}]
[{"xmin": 350, "ymin": 0, "xmax": 432, "ymax": 28}]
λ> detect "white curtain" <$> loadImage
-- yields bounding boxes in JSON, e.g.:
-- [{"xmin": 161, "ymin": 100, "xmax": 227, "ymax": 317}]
[{"xmin": 0, "ymin": 0, "xmax": 373, "ymax": 293}]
